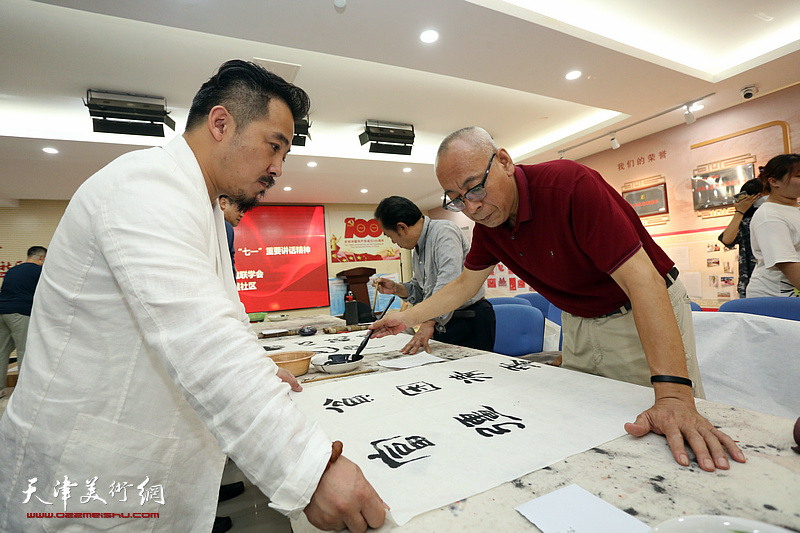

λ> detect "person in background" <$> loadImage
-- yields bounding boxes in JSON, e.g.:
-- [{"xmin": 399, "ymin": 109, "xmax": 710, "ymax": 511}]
[
  {"xmin": 373, "ymin": 196, "xmax": 495, "ymax": 354},
  {"xmin": 0, "ymin": 60, "xmax": 385, "ymax": 533},
  {"xmin": 746, "ymin": 153, "xmax": 800, "ymax": 298},
  {"xmin": 371, "ymin": 126, "xmax": 746, "ymax": 473},
  {"xmin": 718, "ymin": 178, "xmax": 765, "ymax": 298},
  {"xmin": 0, "ymin": 246, "xmax": 46, "ymax": 392},
  {"xmin": 219, "ymin": 194, "xmax": 252, "ymax": 278}
]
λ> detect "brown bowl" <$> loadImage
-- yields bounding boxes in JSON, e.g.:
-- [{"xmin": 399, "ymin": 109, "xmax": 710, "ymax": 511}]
[{"xmin": 267, "ymin": 351, "xmax": 315, "ymax": 377}]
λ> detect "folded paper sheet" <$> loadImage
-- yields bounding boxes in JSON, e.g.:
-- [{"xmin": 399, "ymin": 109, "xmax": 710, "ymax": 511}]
[{"xmin": 290, "ymin": 353, "xmax": 655, "ymax": 526}]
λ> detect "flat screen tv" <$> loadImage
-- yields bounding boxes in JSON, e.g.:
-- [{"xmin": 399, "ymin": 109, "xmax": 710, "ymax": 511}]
[{"xmin": 233, "ymin": 205, "xmax": 330, "ymax": 312}]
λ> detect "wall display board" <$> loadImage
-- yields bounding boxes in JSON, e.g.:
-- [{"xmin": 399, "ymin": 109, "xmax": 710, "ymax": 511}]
[
  {"xmin": 652, "ymin": 227, "xmax": 735, "ymax": 307},
  {"xmin": 328, "ymin": 211, "xmax": 400, "ymax": 263},
  {"xmin": 691, "ymin": 163, "xmax": 754, "ymax": 211},
  {"xmin": 234, "ymin": 205, "xmax": 329, "ymax": 312},
  {"xmin": 291, "ymin": 353, "xmax": 655, "ymax": 525}
]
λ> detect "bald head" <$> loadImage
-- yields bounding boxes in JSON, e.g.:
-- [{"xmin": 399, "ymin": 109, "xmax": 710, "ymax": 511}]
[
  {"xmin": 435, "ymin": 127, "xmax": 498, "ymax": 171},
  {"xmin": 435, "ymin": 127, "xmax": 519, "ymax": 229}
]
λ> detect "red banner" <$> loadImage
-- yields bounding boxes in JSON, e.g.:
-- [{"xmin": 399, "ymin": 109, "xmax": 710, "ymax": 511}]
[{"xmin": 234, "ymin": 205, "xmax": 329, "ymax": 312}]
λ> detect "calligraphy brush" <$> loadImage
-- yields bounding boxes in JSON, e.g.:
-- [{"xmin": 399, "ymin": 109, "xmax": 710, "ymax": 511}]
[{"xmin": 348, "ymin": 295, "xmax": 396, "ymax": 362}]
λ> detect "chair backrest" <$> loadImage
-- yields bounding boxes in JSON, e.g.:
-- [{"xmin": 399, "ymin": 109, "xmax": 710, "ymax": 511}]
[
  {"xmin": 514, "ymin": 293, "xmax": 551, "ymax": 316},
  {"xmin": 488, "ymin": 297, "xmax": 532, "ymax": 307},
  {"xmin": 718, "ymin": 296, "xmax": 800, "ymax": 321},
  {"xmin": 546, "ymin": 302, "xmax": 563, "ymax": 326},
  {"xmin": 492, "ymin": 305, "xmax": 544, "ymax": 356},
  {"xmin": 689, "ymin": 301, "xmax": 702, "ymax": 312}
]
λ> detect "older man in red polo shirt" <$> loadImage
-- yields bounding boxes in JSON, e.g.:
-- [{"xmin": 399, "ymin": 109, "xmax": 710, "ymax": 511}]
[{"xmin": 371, "ymin": 126, "xmax": 746, "ymax": 474}]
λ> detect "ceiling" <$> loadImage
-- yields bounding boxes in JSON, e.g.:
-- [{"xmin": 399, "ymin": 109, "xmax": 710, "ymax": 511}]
[{"xmin": 1, "ymin": 0, "xmax": 799, "ymax": 210}]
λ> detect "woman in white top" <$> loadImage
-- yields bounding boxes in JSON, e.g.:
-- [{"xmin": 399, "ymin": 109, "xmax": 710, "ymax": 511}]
[{"xmin": 746, "ymin": 153, "xmax": 800, "ymax": 297}]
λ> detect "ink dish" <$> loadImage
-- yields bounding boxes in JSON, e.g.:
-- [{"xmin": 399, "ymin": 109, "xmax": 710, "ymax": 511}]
[{"xmin": 311, "ymin": 353, "xmax": 362, "ymax": 374}]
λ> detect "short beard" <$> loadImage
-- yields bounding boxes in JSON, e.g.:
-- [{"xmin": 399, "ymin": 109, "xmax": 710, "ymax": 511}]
[{"xmin": 228, "ymin": 179, "xmax": 273, "ymax": 213}]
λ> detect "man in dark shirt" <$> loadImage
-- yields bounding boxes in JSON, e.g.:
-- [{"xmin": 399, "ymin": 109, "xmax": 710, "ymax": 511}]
[
  {"xmin": 219, "ymin": 194, "xmax": 252, "ymax": 279},
  {"xmin": 0, "ymin": 246, "xmax": 46, "ymax": 389},
  {"xmin": 372, "ymin": 127, "xmax": 746, "ymax": 474}
]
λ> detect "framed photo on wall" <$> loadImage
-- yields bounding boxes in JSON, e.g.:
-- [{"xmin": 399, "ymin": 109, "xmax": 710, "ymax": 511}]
[
  {"xmin": 691, "ymin": 162, "xmax": 755, "ymax": 210},
  {"xmin": 622, "ymin": 183, "xmax": 669, "ymax": 218}
]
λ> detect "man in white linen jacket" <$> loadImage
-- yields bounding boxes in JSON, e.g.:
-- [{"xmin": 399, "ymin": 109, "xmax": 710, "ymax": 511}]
[{"xmin": 0, "ymin": 60, "xmax": 386, "ymax": 533}]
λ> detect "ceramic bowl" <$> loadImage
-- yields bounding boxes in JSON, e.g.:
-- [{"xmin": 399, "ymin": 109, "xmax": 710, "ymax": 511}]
[
  {"xmin": 267, "ymin": 351, "xmax": 314, "ymax": 376},
  {"xmin": 650, "ymin": 515, "xmax": 791, "ymax": 533},
  {"xmin": 267, "ymin": 314, "xmax": 289, "ymax": 322},
  {"xmin": 247, "ymin": 312, "xmax": 266, "ymax": 322},
  {"xmin": 311, "ymin": 353, "xmax": 363, "ymax": 374}
]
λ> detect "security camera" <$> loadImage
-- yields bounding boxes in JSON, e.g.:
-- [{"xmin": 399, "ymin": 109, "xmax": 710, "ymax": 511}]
[{"xmin": 740, "ymin": 85, "xmax": 758, "ymax": 100}]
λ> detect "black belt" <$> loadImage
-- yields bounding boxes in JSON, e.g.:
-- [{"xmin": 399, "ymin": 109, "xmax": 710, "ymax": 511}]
[
  {"xmin": 595, "ymin": 267, "xmax": 679, "ymax": 318},
  {"xmin": 451, "ymin": 297, "xmax": 486, "ymax": 320}
]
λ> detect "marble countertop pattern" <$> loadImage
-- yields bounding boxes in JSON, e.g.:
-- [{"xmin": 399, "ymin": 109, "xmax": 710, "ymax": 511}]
[{"xmin": 284, "ymin": 331, "xmax": 800, "ymax": 533}]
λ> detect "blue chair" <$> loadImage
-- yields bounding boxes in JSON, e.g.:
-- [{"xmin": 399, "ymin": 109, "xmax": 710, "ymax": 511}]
[
  {"xmin": 492, "ymin": 305, "xmax": 544, "ymax": 356},
  {"xmin": 689, "ymin": 301, "xmax": 702, "ymax": 312},
  {"xmin": 488, "ymin": 297, "xmax": 532, "ymax": 307},
  {"xmin": 718, "ymin": 297, "xmax": 800, "ymax": 322},
  {"xmin": 514, "ymin": 293, "xmax": 551, "ymax": 317},
  {"xmin": 546, "ymin": 302, "xmax": 563, "ymax": 326}
]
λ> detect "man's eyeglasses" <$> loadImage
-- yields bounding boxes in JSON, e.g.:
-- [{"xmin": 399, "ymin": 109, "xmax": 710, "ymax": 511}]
[{"xmin": 442, "ymin": 152, "xmax": 496, "ymax": 212}]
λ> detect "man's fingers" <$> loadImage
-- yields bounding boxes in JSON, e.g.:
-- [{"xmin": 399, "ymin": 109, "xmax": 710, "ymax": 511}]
[
  {"xmin": 362, "ymin": 498, "xmax": 389, "ymax": 529},
  {"xmin": 343, "ymin": 513, "xmax": 368, "ymax": 533},
  {"xmin": 624, "ymin": 412, "xmax": 651, "ymax": 437},
  {"xmin": 663, "ymin": 426, "xmax": 691, "ymax": 467},
  {"xmin": 683, "ymin": 427, "xmax": 713, "ymax": 470},
  {"xmin": 713, "ymin": 427, "xmax": 746, "ymax": 464}
]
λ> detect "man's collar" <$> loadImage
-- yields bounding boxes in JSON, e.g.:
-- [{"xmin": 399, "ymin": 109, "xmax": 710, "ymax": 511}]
[{"xmin": 415, "ymin": 216, "xmax": 431, "ymax": 252}]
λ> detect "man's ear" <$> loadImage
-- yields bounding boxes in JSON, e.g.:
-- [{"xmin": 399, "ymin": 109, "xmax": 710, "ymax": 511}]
[
  {"xmin": 396, "ymin": 222, "xmax": 409, "ymax": 235},
  {"xmin": 218, "ymin": 196, "xmax": 229, "ymax": 210},
  {"xmin": 208, "ymin": 105, "xmax": 233, "ymax": 142}
]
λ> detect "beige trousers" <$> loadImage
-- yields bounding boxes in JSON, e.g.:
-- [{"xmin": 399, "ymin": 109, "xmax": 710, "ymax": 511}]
[
  {"xmin": 0, "ymin": 312, "xmax": 30, "ymax": 388},
  {"xmin": 560, "ymin": 278, "xmax": 705, "ymax": 399}
]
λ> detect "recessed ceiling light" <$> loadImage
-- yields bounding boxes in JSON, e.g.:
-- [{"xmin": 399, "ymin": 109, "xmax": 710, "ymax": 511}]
[
  {"xmin": 360, "ymin": 189, "xmax": 368, "ymax": 194},
  {"xmin": 403, "ymin": 167, "xmax": 412, "ymax": 173},
  {"xmin": 42, "ymin": 147, "xmax": 59, "ymax": 154},
  {"xmin": 565, "ymin": 70, "xmax": 582, "ymax": 80},
  {"xmin": 420, "ymin": 30, "xmax": 439, "ymax": 43},
  {"xmin": 283, "ymin": 186, "xmax": 292, "ymax": 191},
  {"xmin": 307, "ymin": 161, "xmax": 317, "ymax": 167}
]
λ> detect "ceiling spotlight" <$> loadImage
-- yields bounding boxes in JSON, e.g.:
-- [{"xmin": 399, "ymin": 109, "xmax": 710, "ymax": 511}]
[
  {"xmin": 684, "ymin": 106, "xmax": 696, "ymax": 125},
  {"xmin": 359, "ymin": 120, "xmax": 415, "ymax": 155},
  {"xmin": 610, "ymin": 133, "xmax": 621, "ymax": 150},
  {"xmin": 565, "ymin": 70, "xmax": 582, "ymax": 80},
  {"xmin": 557, "ymin": 151, "xmax": 564, "ymax": 159},
  {"xmin": 42, "ymin": 147, "xmax": 59, "ymax": 154},
  {"xmin": 85, "ymin": 89, "xmax": 175, "ymax": 137},
  {"xmin": 420, "ymin": 30, "xmax": 439, "ymax": 43},
  {"xmin": 360, "ymin": 189, "xmax": 368, "ymax": 194},
  {"xmin": 283, "ymin": 186, "xmax": 292, "ymax": 191},
  {"xmin": 403, "ymin": 167, "xmax": 412, "ymax": 173},
  {"xmin": 689, "ymin": 103, "xmax": 704, "ymax": 112},
  {"xmin": 333, "ymin": 0, "xmax": 346, "ymax": 12},
  {"xmin": 307, "ymin": 161, "xmax": 317, "ymax": 168}
]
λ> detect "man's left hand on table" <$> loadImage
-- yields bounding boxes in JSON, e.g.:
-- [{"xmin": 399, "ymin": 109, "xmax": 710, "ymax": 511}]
[
  {"xmin": 399, "ymin": 320, "xmax": 436, "ymax": 355},
  {"xmin": 625, "ymin": 394, "xmax": 746, "ymax": 472}
]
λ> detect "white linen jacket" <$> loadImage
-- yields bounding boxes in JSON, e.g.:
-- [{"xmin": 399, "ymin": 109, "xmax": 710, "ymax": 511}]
[{"xmin": 0, "ymin": 136, "xmax": 330, "ymax": 532}]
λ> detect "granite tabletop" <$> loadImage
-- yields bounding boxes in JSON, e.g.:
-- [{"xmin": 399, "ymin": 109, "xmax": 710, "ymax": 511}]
[{"xmin": 279, "ymin": 328, "xmax": 800, "ymax": 533}]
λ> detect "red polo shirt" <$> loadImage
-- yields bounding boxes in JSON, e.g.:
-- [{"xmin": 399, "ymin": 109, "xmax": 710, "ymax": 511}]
[{"xmin": 465, "ymin": 160, "xmax": 674, "ymax": 317}]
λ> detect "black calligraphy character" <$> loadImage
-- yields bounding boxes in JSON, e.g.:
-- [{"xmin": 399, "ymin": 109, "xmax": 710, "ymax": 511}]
[
  {"xmin": 499, "ymin": 359, "xmax": 538, "ymax": 372},
  {"xmin": 396, "ymin": 381, "xmax": 441, "ymax": 397},
  {"xmin": 323, "ymin": 394, "xmax": 373, "ymax": 413},
  {"xmin": 453, "ymin": 405, "xmax": 525, "ymax": 437},
  {"xmin": 367, "ymin": 435, "xmax": 435, "ymax": 468},
  {"xmin": 449, "ymin": 370, "xmax": 492, "ymax": 384}
]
